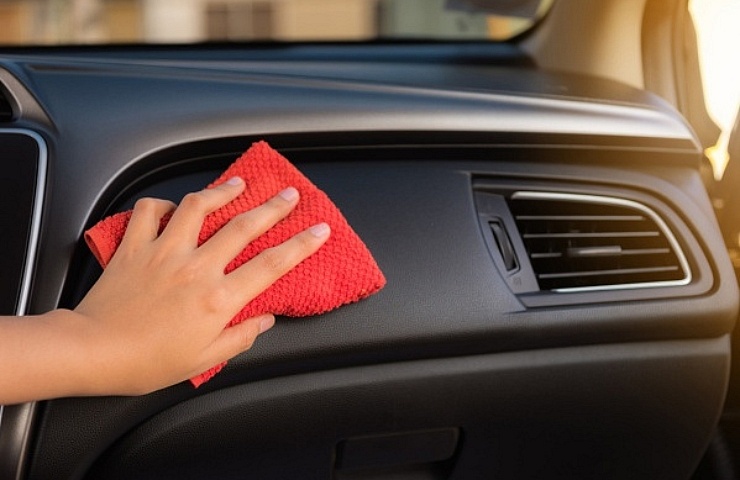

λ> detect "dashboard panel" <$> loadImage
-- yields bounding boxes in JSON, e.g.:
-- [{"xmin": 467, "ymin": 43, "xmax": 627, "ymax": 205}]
[{"xmin": 0, "ymin": 43, "xmax": 736, "ymax": 479}]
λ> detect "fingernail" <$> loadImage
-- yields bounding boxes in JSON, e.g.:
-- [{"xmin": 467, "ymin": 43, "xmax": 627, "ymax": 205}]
[
  {"xmin": 226, "ymin": 176, "xmax": 243, "ymax": 186},
  {"xmin": 258, "ymin": 315, "xmax": 275, "ymax": 334},
  {"xmin": 278, "ymin": 186, "xmax": 299, "ymax": 202},
  {"xmin": 309, "ymin": 222, "xmax": 331, "ymax": 238}
]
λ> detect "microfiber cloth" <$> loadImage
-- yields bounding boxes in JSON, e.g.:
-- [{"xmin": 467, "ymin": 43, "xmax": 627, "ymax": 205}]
[{"xmin": 84, "ymin": 141, "xmax": 386, "ymax": 387}]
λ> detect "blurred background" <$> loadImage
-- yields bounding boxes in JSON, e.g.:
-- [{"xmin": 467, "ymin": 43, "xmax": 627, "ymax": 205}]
[
  {"xmin": 691, "ymin": 0, "xmax": 740, "ymax": 180},
  {"xmin": 0, "ymin": 0, "xmax": 550, "ymax": 44}
]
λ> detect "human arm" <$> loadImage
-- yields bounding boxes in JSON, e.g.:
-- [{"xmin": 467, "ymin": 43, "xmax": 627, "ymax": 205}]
[{"xmin": 0, "ymin": 177, "xmax": 329, "ymax": 404}]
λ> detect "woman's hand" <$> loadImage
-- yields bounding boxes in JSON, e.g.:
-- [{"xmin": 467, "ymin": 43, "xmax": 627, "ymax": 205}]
[{"xmin": 0, "ymin": 177, "xmax": 329, "ymax": 403}]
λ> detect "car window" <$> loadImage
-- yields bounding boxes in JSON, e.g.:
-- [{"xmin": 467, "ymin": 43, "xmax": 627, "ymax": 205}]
[
  {"xmin": 0, "ymin": 0, "xmax": 553, "ymax": 45},
  {"xmin": 690, "ymin": 0, "xmax": 740, "ymax": 180}
]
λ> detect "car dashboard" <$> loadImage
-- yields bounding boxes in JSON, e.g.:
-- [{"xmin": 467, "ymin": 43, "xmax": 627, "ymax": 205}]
[{"xmin": 0, "ymin": 43, "xmax": 736, "ymax": 479}]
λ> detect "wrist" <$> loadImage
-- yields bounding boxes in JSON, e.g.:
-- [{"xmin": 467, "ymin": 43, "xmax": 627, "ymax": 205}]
[
  {"xmin": 39, "ymin": 309, "xmax": 106, "ymax": 398},
  {"xmin": 41, "ymin": 308, "xmax": 142, "ymax": 398},
  {"xmin": 0, "ymin": 309, "xmax": 103, "ymax": 403}
]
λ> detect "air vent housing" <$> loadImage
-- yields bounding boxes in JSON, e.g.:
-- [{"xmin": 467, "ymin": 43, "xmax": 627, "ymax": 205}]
[{"xmin": 508, "ymin": 191, "xmax": 691, "ymax": 292}]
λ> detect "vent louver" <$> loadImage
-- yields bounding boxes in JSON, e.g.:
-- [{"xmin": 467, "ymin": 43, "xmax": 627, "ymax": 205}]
[{"xmin": 508, "ymin": 191, "xmax": 691, "ymax": 292}]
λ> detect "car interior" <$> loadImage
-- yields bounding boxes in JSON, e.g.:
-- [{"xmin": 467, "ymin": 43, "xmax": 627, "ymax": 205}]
[{"xmin": 1, "ymin": 0, "xmax": 739, "ymax": 478}]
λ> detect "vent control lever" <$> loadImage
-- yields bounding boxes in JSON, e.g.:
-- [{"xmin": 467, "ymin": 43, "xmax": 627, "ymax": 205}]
[{"xmin": 489, "ymin": 220, "xmax": 518, "ymax": 271}]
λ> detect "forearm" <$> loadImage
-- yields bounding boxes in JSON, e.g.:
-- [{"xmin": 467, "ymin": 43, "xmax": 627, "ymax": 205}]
[
  {"xmin": 0, "ymin": 180, "xmax": 327, "ymax": 404},
  {"xmin": 0, "ymin": 310, "xmax": 95, "ymax": 404}
]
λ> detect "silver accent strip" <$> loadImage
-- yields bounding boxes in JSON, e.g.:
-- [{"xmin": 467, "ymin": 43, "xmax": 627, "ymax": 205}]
[
  {"xmin": 510, "ymin": 191, "xmax": 692, "ymax": 293},
  {"xmin": 12, "ymin": 129, "xmax": 47, "ymax": 316},
  {"xmin": 0, "ymin": 128, "xmax": 47, "ymax": 480}
]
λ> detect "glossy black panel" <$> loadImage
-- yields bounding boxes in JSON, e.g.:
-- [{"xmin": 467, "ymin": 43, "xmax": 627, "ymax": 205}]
[{"xmin": 0, "ymin": 131, "xmax": 39, "ymax": 314}]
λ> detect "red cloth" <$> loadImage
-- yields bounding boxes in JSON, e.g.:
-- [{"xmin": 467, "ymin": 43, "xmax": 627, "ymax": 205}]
[{"xmin": 84, "ymin": 141, "xmax": 386, "ymax": 387}]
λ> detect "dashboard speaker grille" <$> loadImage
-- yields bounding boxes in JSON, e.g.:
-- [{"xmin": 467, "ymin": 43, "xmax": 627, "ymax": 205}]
[{"xmin": 508, "ymin": 191, "xmax": 691, "ymax": 292}]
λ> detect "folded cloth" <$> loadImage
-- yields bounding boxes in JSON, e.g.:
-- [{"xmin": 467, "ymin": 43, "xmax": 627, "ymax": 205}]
[{"xmin": 84, "ymin": 141, "xmax": 386, "ymax": 387}]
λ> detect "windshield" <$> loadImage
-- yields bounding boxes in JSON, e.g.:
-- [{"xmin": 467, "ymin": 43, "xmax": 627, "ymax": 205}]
[{"xmin": 0, "ymin": 0, "xmax": 553, "ymax": 46}]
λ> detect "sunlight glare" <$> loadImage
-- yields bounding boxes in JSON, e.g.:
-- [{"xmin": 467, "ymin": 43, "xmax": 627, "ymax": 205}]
[{"xmin": 690, "ymin": 0, "xmax": 740, "ymax": 180}]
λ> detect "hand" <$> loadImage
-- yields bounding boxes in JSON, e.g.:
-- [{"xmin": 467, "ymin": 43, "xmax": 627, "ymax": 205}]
[
  {"xmin": 0, "ymin": 177, "xmax": 330, "ymax": 403},
  {"xmin": 73, "ymin": 177, "xmax": 330, "ymax": 395}
]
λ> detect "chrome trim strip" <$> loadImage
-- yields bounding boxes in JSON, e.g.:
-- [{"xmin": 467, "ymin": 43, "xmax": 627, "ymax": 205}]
[
  {"xmin": 510, "ymin": 191, "xmax": 692, "ymax": 293},
  {"xmin": 12, "ymin": 129, "xmax": 47, "ymax": 316},
  {"xmin": 0, "ymin": 128, "xmax": 47, "ymax": 480}
]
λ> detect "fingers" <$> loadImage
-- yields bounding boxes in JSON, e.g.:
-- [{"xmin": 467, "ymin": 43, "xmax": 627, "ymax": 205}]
[
  {"xmin": 195, "ymin": 221, "xmax": 329, "ymax": 378},
  {"xmin": 202, "ymin": 314, "xmax": 275, "ymax": 368},
  {"xmin": 119, "ymin": 197, "xmax": 176, "ymax": 247},
  {"xmin": 159, "ymin": 177, "xmax": 246, "ymax": 250},
  {"xmin": 225, "ymin": 223, "xmax": 331, "ymax": 302},
  {"xmin": 197, "ymin": 187, "xmax": 300, "ymax": 263}
]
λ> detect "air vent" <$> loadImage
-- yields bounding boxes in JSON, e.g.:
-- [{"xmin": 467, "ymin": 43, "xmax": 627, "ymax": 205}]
[{"xmin": 508, "ymin": 191, "xmax": 691, "ymax": 292}]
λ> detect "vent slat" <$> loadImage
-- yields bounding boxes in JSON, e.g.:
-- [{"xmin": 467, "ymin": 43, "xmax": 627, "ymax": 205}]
[
  {"xmin": 522, "ymin": 231, "xmax": 659, "ymax": 239},
  {"xmin": 530, "ymin": 252, "xmax": 563, "ymax": 259},
  {"xmin": 538, "ymin": 266, "xmax": 680, "ymax": 280},
  {"xmin": 516, "ymin": 215, "xmax": 645, "ymax": 221},
  {"xmin": 530, "ymin": 248, "xmax": 671, "ymax": 259},
  {"xmin": 508, "ymin": 191, "xmax": 690, "ymax": 291},
  {"xmin": 620, "ymin": 248, "xmax": 671, "ymax": 256}
]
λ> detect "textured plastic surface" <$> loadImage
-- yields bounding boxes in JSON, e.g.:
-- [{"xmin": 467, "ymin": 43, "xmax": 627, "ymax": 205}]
[{"xmin": 85, "ymin": 339, "xmax": 730, "ymax": 480}]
